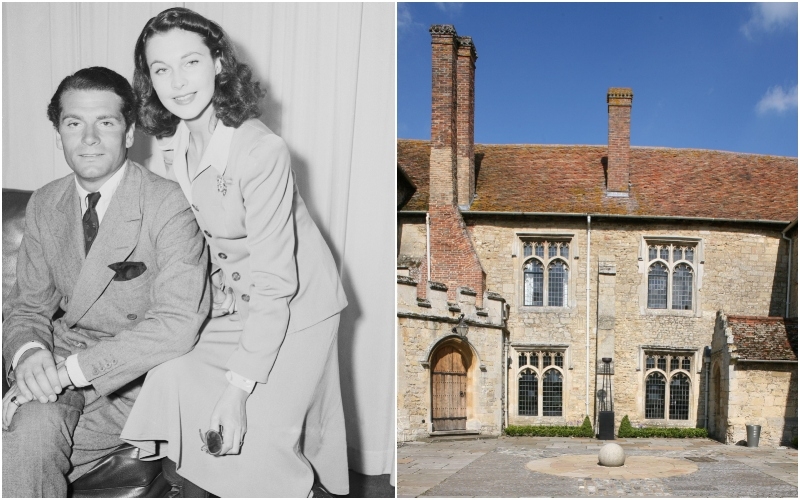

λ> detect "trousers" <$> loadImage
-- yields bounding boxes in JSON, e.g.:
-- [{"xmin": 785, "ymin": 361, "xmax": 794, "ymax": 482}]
[{"xmin": 2, "ymin": 385, "xmax": 132, "ymax": 497}]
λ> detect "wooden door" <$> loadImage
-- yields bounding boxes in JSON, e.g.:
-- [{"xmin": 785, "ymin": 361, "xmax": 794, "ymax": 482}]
[{"xmin": 431, "ymin": 345, "xmax": 467, "ymax": 431}]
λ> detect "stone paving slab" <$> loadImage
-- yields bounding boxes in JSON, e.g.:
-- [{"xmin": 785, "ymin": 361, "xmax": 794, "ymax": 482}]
[{"xmin": 397, "ymin": 436, "xmax": 798, "ymax": 497}]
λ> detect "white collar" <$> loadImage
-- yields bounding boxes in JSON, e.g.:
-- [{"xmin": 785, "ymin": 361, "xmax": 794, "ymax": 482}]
[{"xmin": 75, "ymin": 160, "xmax": 128, "ymax": 223}]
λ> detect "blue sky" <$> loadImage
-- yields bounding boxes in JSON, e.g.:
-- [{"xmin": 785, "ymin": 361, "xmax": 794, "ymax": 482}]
[{"xmin": 398, "ymin": 2, "xmax": 798, "ymax": 157}]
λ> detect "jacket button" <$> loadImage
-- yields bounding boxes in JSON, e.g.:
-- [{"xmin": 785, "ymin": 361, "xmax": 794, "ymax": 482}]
[
  {"xmin": 204, "ymin": 230, "xmax": 212, "ymax": 238},
  {"xmin": 232, "ymin": 272, "xmax": 241, "ymax": 281},
  {"xmin": 241, "ymin": 294, "xmax": 250, "ymax": 302},
  {"xmin": 192, "ymin": 204, "xmax": 199, "ymax": 211},
  {"xmin": 218, "ymin": 253, "xmax": 227, "ymax": 259},
  {"xmin": 127, "ymin": 313, "xmax": 137, "ymax": 320}
]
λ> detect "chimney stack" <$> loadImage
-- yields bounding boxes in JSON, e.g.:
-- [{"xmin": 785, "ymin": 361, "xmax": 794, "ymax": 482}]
[
  {"xmin": 456, "ymin": 36, "xmax": 477, "ymax": 208},
  {"xmin": 429, "ymin": 24, "xmax": 459, "ymax": 205},
  {"xmin": 606, "ymin": 88, "xmax": 633, "ymax": 195},
  {"xmin": 424, "ymin": 25, "xmax": 486, "ymax": 306}
]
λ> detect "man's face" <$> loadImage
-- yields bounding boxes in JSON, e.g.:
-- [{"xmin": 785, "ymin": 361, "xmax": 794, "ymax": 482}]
[{"xmin": 55, "ymin": 89, "xmax": 134, "ymax": 191}]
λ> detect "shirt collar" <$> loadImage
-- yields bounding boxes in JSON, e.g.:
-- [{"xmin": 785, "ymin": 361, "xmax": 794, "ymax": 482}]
[
  {"xmin": 175, "ymin": 119, "xmax": 236, "ymax": 178},
  {"xmin": 75, "ymin": 160, "xmax": 128, "ymax": 221}
]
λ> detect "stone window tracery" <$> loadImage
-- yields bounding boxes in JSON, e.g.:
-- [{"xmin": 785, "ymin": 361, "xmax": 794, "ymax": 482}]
[
  {"xmin": 522, "ymin": 240, "xmax": 570, "ymax": 308},
  {"xmin": 514, "ymin": 349, "xmax": 566, "ymax": 418},
  {"xmin": 643, "ymin": 351, "xmax": 694, "ymax": 421},
  {"xmin": 646, "ymin": 241, "xmax": 697, "ymax": 311}
]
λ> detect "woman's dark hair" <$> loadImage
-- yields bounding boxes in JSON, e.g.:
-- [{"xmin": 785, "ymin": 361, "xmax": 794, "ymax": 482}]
[
  {"xmin": 47, "ymin": 66, "xmax": 137, "ymax": 130},
  {"xmin": 133, "ymin": 7, "xmax": 264, "ymax": 138}
]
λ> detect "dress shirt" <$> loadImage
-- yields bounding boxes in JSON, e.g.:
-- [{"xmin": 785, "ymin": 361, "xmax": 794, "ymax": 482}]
[{"xmin": 12, "ymin": 163, "xmax": 129, "ymax": 387}]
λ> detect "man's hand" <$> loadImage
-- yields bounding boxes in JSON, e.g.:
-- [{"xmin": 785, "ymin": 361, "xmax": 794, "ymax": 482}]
[
  {"xmin": 2, "ymin": 384, "xmax": 31, "ymax": 430},
  {"xmin": 14, "ymin": 349, "xmax": 63, "ymax": 404},
  {"xmin": 208, "ymin": 384, "xmax": 249, "ymax": 455}
]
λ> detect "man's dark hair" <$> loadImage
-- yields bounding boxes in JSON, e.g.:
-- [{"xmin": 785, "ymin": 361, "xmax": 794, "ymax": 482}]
[
  {"xmin": 47, "ymin": 67, "xmax": 137, "ymax": 130},
  {"xmin": 133, "ymin": 7, "xmax": 264, "ymax": 138}
]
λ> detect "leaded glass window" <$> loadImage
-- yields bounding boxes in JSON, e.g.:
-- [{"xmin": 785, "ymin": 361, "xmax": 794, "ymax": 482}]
[
  {"xmin": 515, "ymin": 349, "xmax": 566, "ymax": 418},
  {"xmin": 523, "ymin": 260, "xmax": 543, "ymax": 306},
  {"xmin": 648, "ymin": 263, "xmax": 668, "ymax": 309},
  {"xmin": 669, "ymin": 373, "xmax": 690, "ymax": 420},
  {"xmin": 542, "ymin": 369, "xmax": 563, "ymax": 416},
  {"xmin": 645, "ymin": 372, "xmax": 665, "ymax": 419},
  {"xmin": 672, "ymin": 264, "xmax": 693, "ymax": 310},
  {"xmin": 521, "ymin": 239, "xmax": 571, "ymax": 308},
  {"xmin": 548, "ymin": 261, "xmax": 568, "ymax": 307},
  {"xmin": 523, "ymin": 242, "xmax": 532, "ymax": 257},
  {"xmin": 518, "ymin": 369, "xmax": 537, "ymax": 416},
  {"xmin": 646, "ymin": 242, "xmax": 698, "ymax": 311},
  {"xmin": 644, "ymin": 351, "xmax": 694, "ymax": 421}
]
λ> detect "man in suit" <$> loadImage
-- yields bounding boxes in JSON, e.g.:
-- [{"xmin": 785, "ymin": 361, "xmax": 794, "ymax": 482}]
[{"xmin": 1, "ymin": 67, "xmax": 210, "ymax": 497}]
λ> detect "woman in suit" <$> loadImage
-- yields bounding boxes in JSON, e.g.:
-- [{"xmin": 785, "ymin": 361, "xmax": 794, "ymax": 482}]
[{"xmin": 120, "ymin": 8, "xmax": 349, "ymax": 497}]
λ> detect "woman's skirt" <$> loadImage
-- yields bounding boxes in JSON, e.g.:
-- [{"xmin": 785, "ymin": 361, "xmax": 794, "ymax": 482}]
[{"xmin": 120, "ymin": 313, "xmax": 348, "ymax": 497}]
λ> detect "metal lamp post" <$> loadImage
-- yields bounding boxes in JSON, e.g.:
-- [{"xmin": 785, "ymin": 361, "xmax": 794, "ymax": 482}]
[{"xmin": 598, "ymin": 357, "xmax": 615, "ymax": 440}]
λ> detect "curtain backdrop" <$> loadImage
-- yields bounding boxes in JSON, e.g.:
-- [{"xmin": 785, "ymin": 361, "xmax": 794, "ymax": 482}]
[{"xmin": 2, "ymin": 2, "xmax": 395, "ymax": 480}]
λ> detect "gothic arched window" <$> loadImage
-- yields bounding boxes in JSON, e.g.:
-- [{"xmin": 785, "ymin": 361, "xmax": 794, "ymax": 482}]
[
  {"xmin": 521, "ymin": 240, "xmax": 570, "ymax": 308},
  {"xmin": 518, "ymin": 369, "xmax": 538, "ymax": 416},
  {"xmin": 669, "ymin": 373, "xmax": 690, "ymax": 420},
  {"xmin": 646, "ymin": 242, "xmax": 697, "ymax": 311},
  {"xmin": 542, "ymin": 369, "xmax": 563, "ymax": 416},
  {"xmin": 645, "ymin": 372, "xmax": 665, "ymax": 419}
]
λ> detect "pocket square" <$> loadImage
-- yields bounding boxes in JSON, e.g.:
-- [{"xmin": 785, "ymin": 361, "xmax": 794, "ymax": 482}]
[{"xmin": 108, "ymin": 261, "xmax": 147, "ymax": 281}]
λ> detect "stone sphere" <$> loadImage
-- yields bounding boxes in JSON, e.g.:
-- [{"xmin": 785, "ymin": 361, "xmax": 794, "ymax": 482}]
[{"xmin": 598, "ymin": 443, "xmax": 625, "ymax": 467}]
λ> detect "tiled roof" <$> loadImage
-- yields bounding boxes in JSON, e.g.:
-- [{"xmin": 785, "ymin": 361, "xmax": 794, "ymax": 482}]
[
  {"xmin": 397, "ymin": 140, "xmax": 798, "ymax": 221},
  {"xmin": 728, "ymin": 316, "xmax": 798, "ymax": 361}
]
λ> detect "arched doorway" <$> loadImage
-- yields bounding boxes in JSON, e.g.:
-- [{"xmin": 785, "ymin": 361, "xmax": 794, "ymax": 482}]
[{"xmin": 431, "ymin": 343, "xmax": 469, "ymax": 431}]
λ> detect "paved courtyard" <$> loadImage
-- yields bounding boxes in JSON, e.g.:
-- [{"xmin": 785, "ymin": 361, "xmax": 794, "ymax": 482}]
[{"xmin": 397, "ymin": 436, "xmax": 798, "ymax": 497}]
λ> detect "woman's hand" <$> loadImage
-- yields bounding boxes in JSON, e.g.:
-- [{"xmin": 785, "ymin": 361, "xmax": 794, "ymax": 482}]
[
  {"xmin": 208, "ymin": 383, "xmax": 249, "ymax": 455},
  {"xmin": 210, "ymin": 269, "xmax": 235, "ymax": 318}
]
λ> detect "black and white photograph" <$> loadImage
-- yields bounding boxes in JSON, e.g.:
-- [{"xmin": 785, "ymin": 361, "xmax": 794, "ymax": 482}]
[{"xmin": 2, "ymin": 3, "xmax": 395, "ymax": 497}]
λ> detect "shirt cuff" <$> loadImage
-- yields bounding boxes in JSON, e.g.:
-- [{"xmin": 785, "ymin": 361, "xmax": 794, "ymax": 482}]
[
  {"xmin": 226, "ymin": 370, "xmax": 256, "ymax": 394},
  {"xmin": 65, "ymin": 355, "xmax": 91, "ymax": 388},
  {"xmin": 12, "ymin": 342, "xmax": 46, "ymax": 369}
]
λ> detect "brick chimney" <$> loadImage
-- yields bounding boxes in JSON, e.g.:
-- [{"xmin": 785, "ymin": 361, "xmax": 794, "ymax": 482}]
[
  {"xmin": 606, "ymin": 87, "xmax": 633, "ymax": 195},
  {"xmin": 423, "ymin": 25, "xmax": 486, "ymax": 306},
  {"xmin": 456, "ymin": 36, "xmax": 477, "ymax": 208}
]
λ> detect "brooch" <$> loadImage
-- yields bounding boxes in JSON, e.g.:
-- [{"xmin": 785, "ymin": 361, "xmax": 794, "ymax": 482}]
[{"xmin": 216, "ymin": 176, "xmax": 229, "ymax": 196}]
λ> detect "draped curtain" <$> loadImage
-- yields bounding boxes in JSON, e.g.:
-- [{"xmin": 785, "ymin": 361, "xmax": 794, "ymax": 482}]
[{"xmin": 2, "ymin": 2, "xmax": 395, "ymax": 480}]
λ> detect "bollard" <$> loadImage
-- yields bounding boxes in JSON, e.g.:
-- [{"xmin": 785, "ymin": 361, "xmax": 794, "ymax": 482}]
[{"xmin": 746, "ymin": 424, "xmax": 761, "ymax": 447}]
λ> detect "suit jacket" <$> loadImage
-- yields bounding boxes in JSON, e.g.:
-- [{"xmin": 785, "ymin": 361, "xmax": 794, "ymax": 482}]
[
  {"xmin": 2, "ymin": 161, "xmax": 210, "ymax": 397},
  {"xmin": 160, "ymin": 119, "xmax": 347, "ymax": 384}
]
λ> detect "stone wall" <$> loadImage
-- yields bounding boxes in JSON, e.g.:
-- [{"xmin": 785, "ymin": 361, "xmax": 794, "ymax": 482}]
[
  {"xmin": 725, "ymin": 363, "xmax": 797, "ymax": 447},
  {"xmin": 465, "ymin": 217, "xmax": 788, "ymax": 429},
  {"xmin": 397, "ymin": 278, "xmax": 506, "ymax": 442}
]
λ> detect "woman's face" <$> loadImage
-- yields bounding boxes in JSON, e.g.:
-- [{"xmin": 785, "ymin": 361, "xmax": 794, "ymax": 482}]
[{"xmin": 145, "ymin": 28, "xmax": 221, "ymax": 122}]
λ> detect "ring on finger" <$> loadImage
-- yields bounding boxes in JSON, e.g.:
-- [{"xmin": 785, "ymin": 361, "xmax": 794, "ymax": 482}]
[{"xmin": 10, "ymin": 396, "xmax": 20, "ymax": 407}]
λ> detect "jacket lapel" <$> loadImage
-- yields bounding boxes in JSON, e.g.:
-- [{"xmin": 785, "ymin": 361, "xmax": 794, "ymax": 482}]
[
  {"xmin": 52, "ymin": 178, "xmax": 86, "ymax": 291},
  {"xmin": 65, "ymin": 163, "xmax": 143, "ymax": 327}
]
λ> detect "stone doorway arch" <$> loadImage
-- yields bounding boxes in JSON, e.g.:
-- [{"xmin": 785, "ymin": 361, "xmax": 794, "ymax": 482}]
[{"xmin": 430, "ymin": 339, "xmax": 473, "ymax": 431}]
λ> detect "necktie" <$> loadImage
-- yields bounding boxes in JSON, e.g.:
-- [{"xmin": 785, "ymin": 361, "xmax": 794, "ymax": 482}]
[{"xmin": 83, "ymin": 192, "xmax": 101, "ymax": 255}]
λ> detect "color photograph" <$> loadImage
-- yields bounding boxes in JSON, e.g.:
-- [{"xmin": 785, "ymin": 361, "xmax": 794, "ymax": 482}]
[{"xmin": 397, "ymin": 3, "xmax": 797, "ymax": 497}]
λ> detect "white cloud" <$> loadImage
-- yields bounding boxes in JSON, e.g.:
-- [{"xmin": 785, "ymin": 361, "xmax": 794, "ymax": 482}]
[
  {"xmin": 435, "ymin": 2, "xmax": 464, "ymax": 15},
  {"xmin": 756, "ymin": 85, "xmax": 798, "ymax": 114},
  {"xmin": 741, "ymin": 2, "xmax": 798, "ymax": 39},
  {"xmin": 398, "ymin": 3, "xmax": 425, "ymax": 35}
]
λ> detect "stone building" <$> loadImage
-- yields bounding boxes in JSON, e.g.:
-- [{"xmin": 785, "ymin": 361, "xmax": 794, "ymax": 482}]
[{"xmin": 397, "ymin": 24, "xmax": 798, "ymax": 445}]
